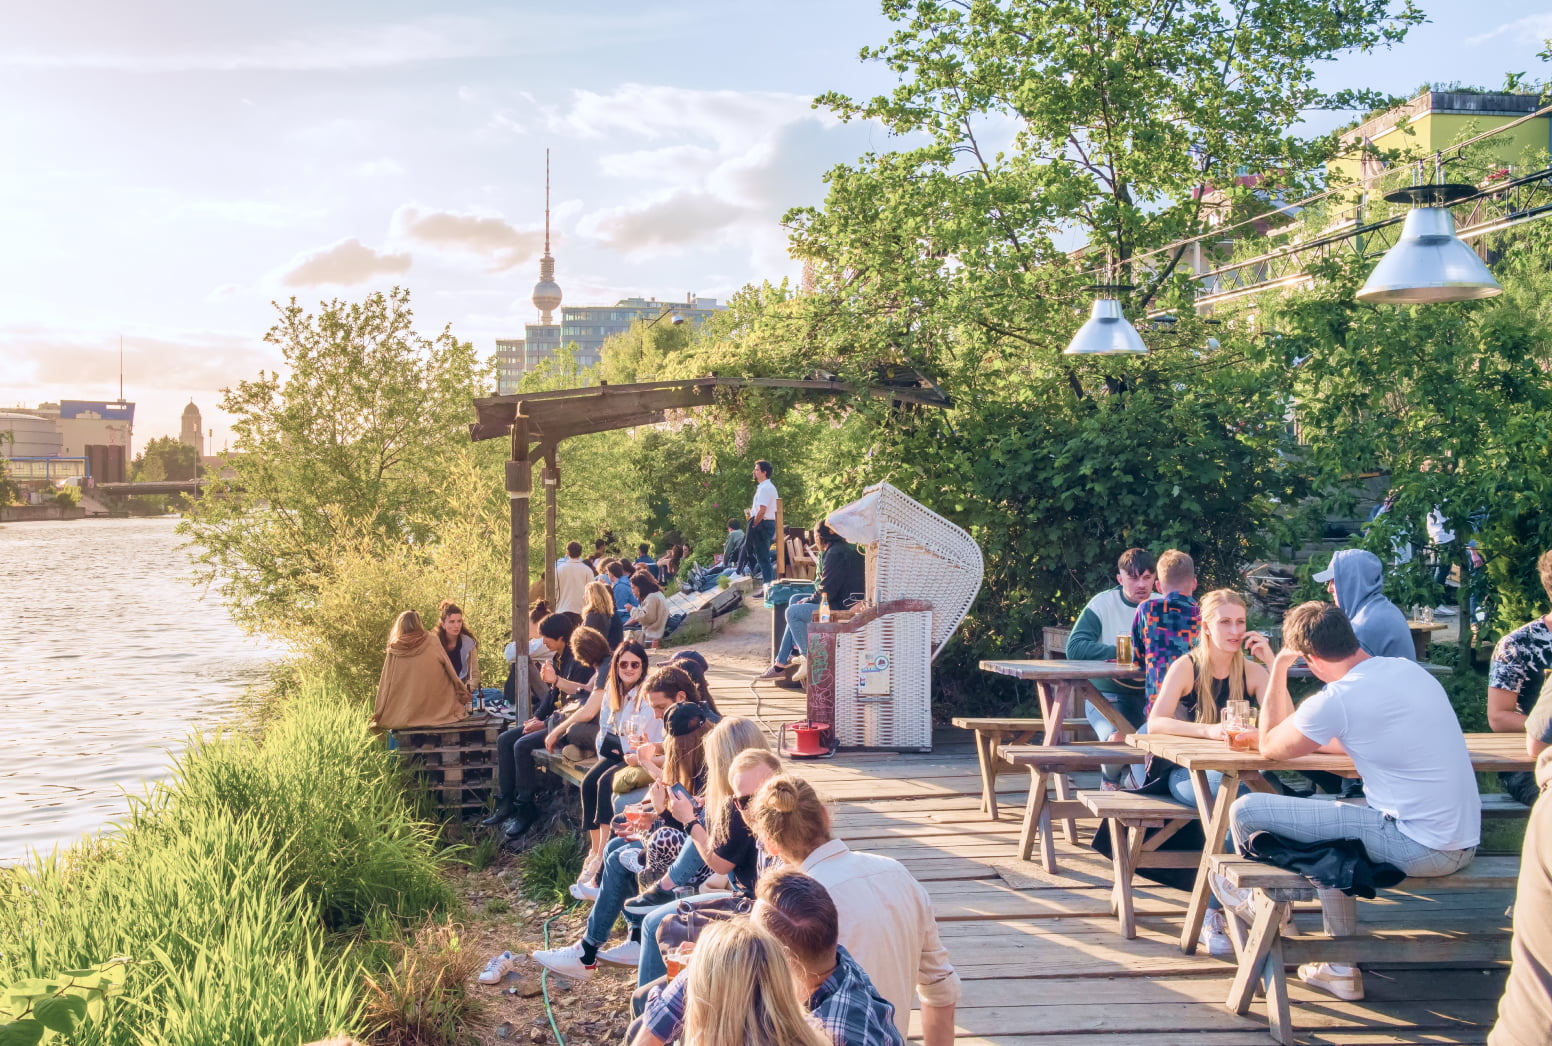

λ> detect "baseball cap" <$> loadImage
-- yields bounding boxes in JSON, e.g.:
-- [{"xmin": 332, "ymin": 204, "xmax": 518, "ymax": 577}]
[
  {"xmin": 665, "ymin": 701, "xmax": 707, "ymax": 737},
  {"xmin": 1312, "ymin": 565, "xmax": 1336, "ymax": 583}
]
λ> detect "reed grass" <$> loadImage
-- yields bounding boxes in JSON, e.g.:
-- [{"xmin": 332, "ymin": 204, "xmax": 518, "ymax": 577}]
[{"xmin": 0, "ymin": 678, "xmax": 458, "ymax": 1044}]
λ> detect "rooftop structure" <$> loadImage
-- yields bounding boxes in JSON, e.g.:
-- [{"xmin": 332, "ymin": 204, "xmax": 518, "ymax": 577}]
[{"xmin": 1329, "ymin": 90, "xmax": 1550, "ymax": 190}]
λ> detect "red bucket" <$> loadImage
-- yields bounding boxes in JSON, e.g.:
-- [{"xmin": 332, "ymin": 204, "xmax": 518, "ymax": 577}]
[{"xmin": 790, "ymin": 721, "xmax": 831, "ymax": 757}]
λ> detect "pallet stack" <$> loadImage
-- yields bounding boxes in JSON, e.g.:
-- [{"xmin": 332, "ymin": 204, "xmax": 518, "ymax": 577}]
[{"xmin": 394, "ymin": 713, "xmax": 511, "ymax": 819}]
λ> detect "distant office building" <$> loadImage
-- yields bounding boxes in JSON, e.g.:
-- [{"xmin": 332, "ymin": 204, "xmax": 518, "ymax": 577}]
[
  {"xmin": 180, "ymin": 401, "xmax": 203, "ymax": 454},
  {"xmin": 56, "ymin": 400, "xmax": 133, "ymax": 482},
  {"xmin": 495, "ymin": 297, "xmax": 725, "ymax": 392}
]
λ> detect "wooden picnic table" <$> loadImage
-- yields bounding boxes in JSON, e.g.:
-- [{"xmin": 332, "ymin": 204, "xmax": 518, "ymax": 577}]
[
  {"xmin": 1126, "ymin": 731, "xmax": 1535, "ymax": 955},
  {"xmin": 979, "ymin": 659, "xmax": 1142, "ymax": 739}
]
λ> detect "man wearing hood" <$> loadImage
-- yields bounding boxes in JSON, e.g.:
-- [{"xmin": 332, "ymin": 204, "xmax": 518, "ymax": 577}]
[{"xmin": 1313, "ymin": 549, "xmax": 1415, "ymax": 661}]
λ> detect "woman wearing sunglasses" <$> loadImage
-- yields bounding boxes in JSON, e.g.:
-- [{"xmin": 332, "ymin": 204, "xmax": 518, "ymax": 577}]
[{"xmin": 572, "ymin": 640, "xmax": 654, "ymax": 891}]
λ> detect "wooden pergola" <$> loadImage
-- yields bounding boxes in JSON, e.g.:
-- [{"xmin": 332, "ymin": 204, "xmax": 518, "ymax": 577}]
[{"xmin": 468, "ymin": 373, "xmax": 949, "ymax": 710}]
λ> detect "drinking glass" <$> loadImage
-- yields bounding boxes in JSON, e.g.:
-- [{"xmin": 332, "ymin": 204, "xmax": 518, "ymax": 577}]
[{"xmin": 1229, "ymin": 708, "xmax": 1260, "ymax": 751}]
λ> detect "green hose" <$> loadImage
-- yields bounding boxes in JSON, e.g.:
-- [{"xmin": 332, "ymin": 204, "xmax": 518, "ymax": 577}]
[{"xmin": 539, "ymin": 911, "xmax": 566, "ymax": 1046}]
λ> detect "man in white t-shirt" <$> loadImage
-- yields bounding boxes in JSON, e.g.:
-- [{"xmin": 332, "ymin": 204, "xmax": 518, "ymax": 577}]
[
  {"xmin": 1222, "ymin": 601, "xmax": 1480, "ymax": 1003},
  {"xmin": 554, "ymin": 541, "xmax": 594, "ymax": 616},
  {"xmin": 747, "ymin": 459, "xmax": 778, "ymax": 591}
]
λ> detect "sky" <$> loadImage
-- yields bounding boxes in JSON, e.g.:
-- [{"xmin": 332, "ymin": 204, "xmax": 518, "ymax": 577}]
[{"xmin": 2, "ymin": 1, "xmax": 1550, "ymax": 452}]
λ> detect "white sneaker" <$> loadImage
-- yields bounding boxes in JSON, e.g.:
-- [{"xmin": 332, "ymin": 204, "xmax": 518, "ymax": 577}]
[
  {"xmin": 531, "ymin": 942, "xmax": 596, "ymax": 981},
  {"xmin": 1199, "ymin": 910, "xmax": 1234, "ymax": 958},
  {"xmin": 1433, "ymin": 605, "xmax": 1458, "ymax": 618},
  {"xmin": 1298, "ymin": 962, "xmax": 1364, "ymax": 1001},
  {"xmin": 1209, "ymin": 870, "xmax": 1255, "ymax": 922},
  {"xmin": 477, "ymin": 950, "xmax": 516, "ymax": 984},
  {"xmin": 597, "ymin": 940, "xmax": 641, "ymax": 967},
  {"xmin": 569, "ymin": 880, "xmax": 600, "ymax": 901}
]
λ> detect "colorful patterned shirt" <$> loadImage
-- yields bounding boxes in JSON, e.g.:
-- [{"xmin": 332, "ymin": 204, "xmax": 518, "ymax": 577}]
[{"xmin": 1132, "ymin": 592, "xmax": 1201, "ymax": 714}]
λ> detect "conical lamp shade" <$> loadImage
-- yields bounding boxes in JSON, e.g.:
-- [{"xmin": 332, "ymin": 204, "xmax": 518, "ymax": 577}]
[
  {"xmin": 1064, "ymin": 297, "xmax": 1149, "ymax": 355},
  {"xmin": 1356, "ymin": 206, "xmax": 1501, "ymax": 304}
]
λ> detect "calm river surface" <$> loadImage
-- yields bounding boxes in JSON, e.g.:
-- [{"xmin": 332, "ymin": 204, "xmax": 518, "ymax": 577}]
[{"xmin": 0, "ymin": 516, "xmax": 279, "ymax": 864}]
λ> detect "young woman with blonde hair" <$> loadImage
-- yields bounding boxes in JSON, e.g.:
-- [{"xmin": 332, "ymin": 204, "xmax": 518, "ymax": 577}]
[
  {"xmin": 581, "ymin": 580, "xmax": 623, "ymax": 649},
  {"xmin": 1144, "ymin": 587, "xmax": 1273, "ymax": 956},
  {"xmin": 681, "ymin": 919, "xmax": 831, "ymax": 1046}
]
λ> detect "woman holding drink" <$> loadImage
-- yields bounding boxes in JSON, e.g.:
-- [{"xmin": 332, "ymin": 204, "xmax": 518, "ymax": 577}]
[
  {"xmin": 572, "ymin": 640, "xmax": 654, "ymax": 895},
  {"xmin": 1143, "ymin": 588, "xmax": 1275, "ymax": 956}
]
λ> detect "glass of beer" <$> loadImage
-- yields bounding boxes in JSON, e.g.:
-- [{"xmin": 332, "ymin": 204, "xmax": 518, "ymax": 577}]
[
  {"xmin": 665, "ymin": 941, "xmax": 695, "ymax": 978},
  {"xmin": 1115, "ymin": 634, "xmax": 1135, "ymax": 667},
  {"xmin": 1227, "ymin": 708, "xmax": 1260, "ymax": 751}
]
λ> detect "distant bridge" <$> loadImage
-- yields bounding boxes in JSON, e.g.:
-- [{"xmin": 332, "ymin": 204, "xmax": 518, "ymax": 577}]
[{"xmin": 94, "ymin": 480, "xmax": 231, "ymax": 496}]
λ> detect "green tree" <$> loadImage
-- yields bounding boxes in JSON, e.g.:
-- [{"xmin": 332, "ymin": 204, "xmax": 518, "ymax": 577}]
[
  {"xmin": 182, "ymin": 288, "xmax": 486, "ymax": 637},
  {"xmin": 131, "ymin": 436, "xmax": 202, "ymax": 483}
]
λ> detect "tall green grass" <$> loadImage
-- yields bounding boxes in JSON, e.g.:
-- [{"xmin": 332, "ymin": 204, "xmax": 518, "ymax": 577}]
[{"xmin": 0, "ymin": 679, "xmax": 456, "ymax": 1044}]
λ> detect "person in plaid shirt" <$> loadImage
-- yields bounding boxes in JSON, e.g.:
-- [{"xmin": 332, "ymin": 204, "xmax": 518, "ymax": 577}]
[
  {"xmin": 633, "ymin": 869, "xmax": 903, "ymax": 1046},
  {"xmin": 1132, "ymin": 550, "xmax": 1200, "ymax": 716}
]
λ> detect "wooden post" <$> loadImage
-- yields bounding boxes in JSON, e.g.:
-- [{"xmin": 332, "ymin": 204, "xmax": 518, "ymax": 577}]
[
  {"xmin": 775, "ymin": 496, "xmax": 785, "ymax": 578},
  {"xmin": 542, "ymin": 445, "xmax": 559, "ymax": 608},
  {"xmin": 507, "ymin": 411, "xmax": 532, "ymax": 717}
]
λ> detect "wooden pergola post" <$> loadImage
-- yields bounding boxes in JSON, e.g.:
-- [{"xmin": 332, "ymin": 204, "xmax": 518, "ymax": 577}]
[
  {"xmin": 542, "ymin": 445, "xmax": 559, "ymax": 608},
  {"xmin": 775, "ymin": 496, "xmax": 786, "ymax": 578},
  {"xmin": 507, "ymin": 409, "xmax": 531, "ymax": 716}
]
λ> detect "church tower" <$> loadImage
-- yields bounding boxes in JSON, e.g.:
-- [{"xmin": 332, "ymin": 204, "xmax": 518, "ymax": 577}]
[{"xmin": 180, "ymin": 401, "xmax": 202, "ymax": 454}]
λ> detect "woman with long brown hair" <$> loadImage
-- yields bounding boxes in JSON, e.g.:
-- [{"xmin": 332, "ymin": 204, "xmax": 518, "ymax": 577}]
[{"xmin": 435, "ymin": 599, "xmax": 479, "ymax": 692}]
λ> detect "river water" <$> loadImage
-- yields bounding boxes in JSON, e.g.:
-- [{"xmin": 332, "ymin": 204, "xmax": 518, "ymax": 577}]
[{"xmin": 0, "ymin": 516, "xmax": 279, "ymax": 864}]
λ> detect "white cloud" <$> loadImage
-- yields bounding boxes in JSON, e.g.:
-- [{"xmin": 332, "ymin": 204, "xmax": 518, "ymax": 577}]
[
  {"xmin": 356, "ymin": 158, "xmax": 405, "ymax": 178},
  {"xmin": 392, "ymin": 206, "xmax": 543, "ymax": 272},
  {"xmin": 278, "ymin": 238, "xmax": 412, "ymax": 287},
  {"xmin": 1467, "ymin": 13, "xmax": 1552, "ymax": 46}
]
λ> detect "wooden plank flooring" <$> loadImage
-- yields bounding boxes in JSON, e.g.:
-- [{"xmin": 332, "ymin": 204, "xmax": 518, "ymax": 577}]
[{"xmin": 705, "ymin": 661, "xmax": 1510, "ymax": 1045}]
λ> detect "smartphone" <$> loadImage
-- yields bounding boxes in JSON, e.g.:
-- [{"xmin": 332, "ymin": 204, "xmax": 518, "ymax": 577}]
[{"xmin": 669, "ymin": 783, "xmax": 694, "ymax": 805}]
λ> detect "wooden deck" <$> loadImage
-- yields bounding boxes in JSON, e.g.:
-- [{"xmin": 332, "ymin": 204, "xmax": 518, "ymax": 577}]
[{"xmin": 707, "ymin": 665, "xmax": 1510, "ymax": 1046}]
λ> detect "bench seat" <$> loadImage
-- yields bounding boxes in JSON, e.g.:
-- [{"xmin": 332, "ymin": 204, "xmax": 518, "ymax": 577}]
[
  {"xmin": 531, "ymin": 748, "xmax": 594, "ymax": 789},
  {"xmin": 1077, "ymin": 789, "xmax": 1202, "ymax": 938},
  {"xmin": 1003, "ymin": 743, "xmax": 1141, "ymax": 871},
  {"xmin": 1210, "ymin": 854, "xmax": 1518, "ymax": 1044},
  {"xmin": 951, "ymin": 715, "xmax": 1098, "ymax": 822}
]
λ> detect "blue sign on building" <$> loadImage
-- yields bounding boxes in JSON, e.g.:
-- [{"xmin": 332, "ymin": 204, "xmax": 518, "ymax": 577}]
[{"xmin": 59, "ymin": 400, "xmax": 135, "ymax": 423}]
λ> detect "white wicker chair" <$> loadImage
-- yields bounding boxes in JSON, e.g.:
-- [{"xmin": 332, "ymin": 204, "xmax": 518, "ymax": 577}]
[{"xmin": 811, "ymin": 482, "xmax": 983, "ymax": 750}]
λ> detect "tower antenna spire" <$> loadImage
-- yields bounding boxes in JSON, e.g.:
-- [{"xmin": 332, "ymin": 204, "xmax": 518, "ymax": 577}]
[{"xmin": 531, "ymin": 147, "xmax": 562, "ymax": 324}]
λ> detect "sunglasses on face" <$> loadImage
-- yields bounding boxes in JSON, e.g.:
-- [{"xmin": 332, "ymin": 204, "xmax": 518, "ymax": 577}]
[
  {"xmin": 733, "ymin": 794, "xmax": 754, "ymax": 810},
  {"xmin": 617, "ymin": 659, "xmax": 644, "ymax": 669}
]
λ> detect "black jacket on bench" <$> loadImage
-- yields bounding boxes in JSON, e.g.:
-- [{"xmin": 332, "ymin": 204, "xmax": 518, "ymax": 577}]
[{"xmin": 1242, "ymin": 830, "xmax": 1406, "ymax": 898}]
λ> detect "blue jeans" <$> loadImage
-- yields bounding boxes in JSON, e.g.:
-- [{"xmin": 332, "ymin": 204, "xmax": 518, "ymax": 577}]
[
  {"xmin": 1087, "ymin": 691, "xmax": 1145, "ymax": 785},
  {"xmin": 749, "ymin": 518, "xmax": 776, "ymax": 585},
  {"xmin": 585, "ymin": 837, "xmax": 645, "ymax": 947},
  {"xmin": 776, "ymin": 597, "xmax": 818, "ymax": 664},
  {"xmin": 638, "ymin": 890, "xmax": 731, "ymax": 986},
  {"xmin": 666, "ymin": 841, "xmax": 707, "ymax": 888}
]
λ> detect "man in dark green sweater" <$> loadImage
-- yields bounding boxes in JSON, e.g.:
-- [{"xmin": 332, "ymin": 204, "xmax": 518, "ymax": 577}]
[{"xmin": 1066, "ymin": 548, "xmax": 1155, "ymax": 784}]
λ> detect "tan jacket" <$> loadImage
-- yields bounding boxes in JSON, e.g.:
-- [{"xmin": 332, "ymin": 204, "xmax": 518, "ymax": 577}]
[
  {"xmin": 633, "ymin": 591, "xmax": 669, "ymax": 640},
  {"xmin": 372, "ymin": 631, "xmax": 470, "ymax": 730}
]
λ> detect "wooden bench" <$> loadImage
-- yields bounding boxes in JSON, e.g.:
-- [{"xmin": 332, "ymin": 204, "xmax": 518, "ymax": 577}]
[
  {"xmin": 531, "ymin": 747, "xmax": 594, "ymax": 789},
  {"xmin": 952, "ymin": 716, "xmax": 1097, "ymax": 820},
  {"xmin": 1211, "ymin": 853, "xmax": 1519, "ymax": 1045},
  {"xmin": 1077, "ymin": 790, "xmax": 1202, "ymax": 939},
  {"xmin": 1004, "ymin": 743, "xmax": 1141, "ymax": 871}
]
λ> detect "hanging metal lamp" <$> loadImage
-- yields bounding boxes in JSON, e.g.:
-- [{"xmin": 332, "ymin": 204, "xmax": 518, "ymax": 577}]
[
  {"xmin": 1356, "ymin": 183, "xmax": 1501, "ymax": 304},
  {"xmin": 1064, "ymin": 284, "xmax": 1148, "ymax": 355}
]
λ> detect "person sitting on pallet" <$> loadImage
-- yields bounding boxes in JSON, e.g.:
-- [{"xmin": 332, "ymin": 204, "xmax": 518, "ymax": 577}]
[
  {"xmin": 1485, "ymin": 548, "xmax": 1552, "ymax": 809},
  {"xmin": 1141, "ymin": 588, "xmax": 1270, "ymax": 957},
  {"xmin": 1067, "ymin": 547, "xmax": 1156, "ymax": 784},
  {"xmin": 370, "ymin": 609, "xmax": 469, "ymax": 731},
  {"xmin": 1219, "ymin": 601, "xmax": 1480, "ymax": 1003},
  {"xmin": 757, "ymin": 520, "xmax": 866, "ymax": 682}
]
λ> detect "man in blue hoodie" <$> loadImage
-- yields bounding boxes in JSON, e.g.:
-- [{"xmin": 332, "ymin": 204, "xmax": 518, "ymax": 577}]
[{"xmin": 1313, "ymin": 549, "xmax": 1415, "ymax": 660}]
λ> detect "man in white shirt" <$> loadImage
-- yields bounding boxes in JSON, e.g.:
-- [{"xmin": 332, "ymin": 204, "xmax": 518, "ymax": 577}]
[
  {"xmin": 1222, "ymin": 601, "xmax": 1480, "ymax": 1002},
  {"xmin": 554, "ymin": 541, "xmax": 594, "ymax": 616},
  {"xmin": 748, "ymin": 459, "xmax": 779, "ymax": 592}
]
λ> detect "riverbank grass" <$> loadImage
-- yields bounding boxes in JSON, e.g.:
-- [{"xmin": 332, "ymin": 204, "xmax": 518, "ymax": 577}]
[{"xmin": 0, "ymin": 680, "xmax": 462, "ymax": 1044}]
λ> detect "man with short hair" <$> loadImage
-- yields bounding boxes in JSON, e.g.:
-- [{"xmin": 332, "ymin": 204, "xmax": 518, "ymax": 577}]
[
  {"xmin": 748, "ymin": 459, "xmax": 778, "ymax": 591},
  {"xmin": 1067, "ymin": 548, "xmax": 1155, "ymax": 781},
  {"xmin": 1485, "ymin": 549, "xmax": 1552, "ymax": 807},
  {"xmin": 1131, "ymin": 549, "xmax": 1200, "ymax": 714},
  {"xmin": 1221, "ymin": 601, "xmax": 1480, "ymax": 1002},
  {"xmin": 555, "ymin": 541, "xmax": 594, "ymax": 616},
  {"xmin": 633, "ymin": 870, "xmax": 904, "ymax": 1046}
]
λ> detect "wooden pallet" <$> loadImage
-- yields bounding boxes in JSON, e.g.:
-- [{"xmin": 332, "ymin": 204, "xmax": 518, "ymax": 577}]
[{"xmin": 395, "ymin": 713, "xmax": 511, "ymax": 816}]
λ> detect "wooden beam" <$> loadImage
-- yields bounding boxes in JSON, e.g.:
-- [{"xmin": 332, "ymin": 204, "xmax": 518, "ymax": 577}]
[
  {"xmin": 507, "ymin": 410, "xmax": 531, "ymax": 716},
  {"xmin": 542, "ymin": 443, "xmax": 558, "ymax": 609}
]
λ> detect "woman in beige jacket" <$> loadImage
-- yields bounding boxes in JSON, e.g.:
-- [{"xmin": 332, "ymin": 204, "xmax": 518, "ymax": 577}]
[
  {"xmin": 626, "ymin": 570, "xmax": 670, "ymax": 646},
  {"xmin": 372, "ymin": 610, "xmax": 470, "ymax": 730}
]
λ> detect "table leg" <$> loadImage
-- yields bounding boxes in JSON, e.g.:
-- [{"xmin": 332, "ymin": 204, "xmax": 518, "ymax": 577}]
[
  {"xmin": 1227, "ymin": 893, "xmax": 1288, "ymax": 1015},
  {"xmin": 1179, "ymin": 768, "xmax": 1240, "ymax": 954},
  {"xmin": 972, "ymin": 729, "xmax": 997, "ymax": 819},
  {"xmin": 1018, "ymin": 767, "xmax": 1048, "ymax": 865},
  {"xmin": 1040, "ymin": 682, "xmax": 1080, "ymax": 841},
  {"xmin": 1110, "ymin": 819, "xmax": 1137, "ymax": 938}
]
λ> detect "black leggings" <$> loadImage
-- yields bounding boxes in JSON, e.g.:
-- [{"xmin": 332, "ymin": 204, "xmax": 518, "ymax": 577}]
[{"xmin": 582, "ymin": 735, "xmax": 627, "ymax": 830}]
